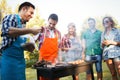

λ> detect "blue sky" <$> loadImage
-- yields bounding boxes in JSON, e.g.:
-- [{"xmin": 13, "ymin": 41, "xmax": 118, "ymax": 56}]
[{"xmin": 2, "ymin": 0, "xmax": 120, "ymax": 34}]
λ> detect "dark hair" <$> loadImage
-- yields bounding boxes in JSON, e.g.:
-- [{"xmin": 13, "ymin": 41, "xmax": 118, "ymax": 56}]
[
  {"xmin": 88, "ymin": 18, "xmax": 96, "ymax": 23},
  {"xmin": 103, "ymin": 16, "xmax": 115, "ymax": 27},
  {"xmin": 48, "ymin": 13, "xmax": 58, "ymax": 22},
  {"xmin": 18, "ymin": 2, "xmax": 35, "ymax": 12}
]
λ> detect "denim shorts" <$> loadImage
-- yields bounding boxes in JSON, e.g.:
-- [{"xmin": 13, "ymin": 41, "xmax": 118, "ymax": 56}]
[
  {"xmin": 113, "ymin": 56, "xmax": 120, "ymax": 61},
  {"xmin": 85, "ymin": 55, "xmax": 102, "ymax": 73}
]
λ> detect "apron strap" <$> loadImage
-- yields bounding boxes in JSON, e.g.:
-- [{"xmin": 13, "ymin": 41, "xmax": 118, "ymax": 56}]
[
  {"xmin": 43, "ymin": 28, "xmax": 58, "ymax": 42},
  {"xmin": 16, "ymin": 14, "xmax": 22, "ymax": 28}
]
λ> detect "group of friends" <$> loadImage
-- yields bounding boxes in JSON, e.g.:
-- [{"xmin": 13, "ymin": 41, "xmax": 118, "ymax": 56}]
[{"xmin": 0, "ymin": 1, "xmax": 120, "ymax": 80}]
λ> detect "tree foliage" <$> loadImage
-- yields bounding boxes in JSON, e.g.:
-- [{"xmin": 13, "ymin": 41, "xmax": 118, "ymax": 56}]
[{"xmin": 0, "ymin": 0, "xmax": 12, "ymax": 19}]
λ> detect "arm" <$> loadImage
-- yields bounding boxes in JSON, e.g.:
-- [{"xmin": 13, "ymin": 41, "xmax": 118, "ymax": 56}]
[
  {"xmin": 60, "ymin": 34, "xmax": 71, "ymax": 51},
  {"xmin": 102, "ymin": 40, "xmax": 120, "ymax": 46},
  {"xmin": 21, "ymin": 42, "xmax": 35, "ymax": 52},
  {"xmin": 2, "ymin": 15, "xmax": 42, "ymax": 37},
  {"xmin": 21, "ymin": 34, "xmax": 39, "ymax": 52},
  {"xmin": 101, "ymin": 30, "xmax": 120, "ymax": 47},
  {"xmin": 115, "ymin": 42, "xmax": 120, "ymax": 46},
  {"xmin": 8, "ymin": 27, "xmax": 42, "ymax": 37},
  {"xmin": 81, "ymin": 39, "xmax": 86, "ymax": 60},
  {"xmin": 101, "ymin": 32, "xmax": 106, "ymax": 48}
]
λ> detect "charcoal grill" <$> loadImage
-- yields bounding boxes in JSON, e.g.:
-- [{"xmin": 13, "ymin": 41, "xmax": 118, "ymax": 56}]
[{"xmin": 33, "ymin": 61, "xmax": 95, "ymax": 80}]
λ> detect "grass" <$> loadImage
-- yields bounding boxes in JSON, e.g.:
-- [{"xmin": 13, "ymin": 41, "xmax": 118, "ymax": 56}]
[{"xmin": 26, "ymin": 61, "xmax": 120, "ymax": 80}]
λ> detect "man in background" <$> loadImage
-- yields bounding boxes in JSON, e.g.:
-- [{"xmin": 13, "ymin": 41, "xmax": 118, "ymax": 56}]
[{"xmin": 81, "ymin": 18, "xmax": 103, "ymax": 80}]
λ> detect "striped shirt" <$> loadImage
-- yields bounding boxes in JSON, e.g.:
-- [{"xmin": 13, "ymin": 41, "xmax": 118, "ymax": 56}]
[
  {"xmin": 60, "ymin": 34, "xmax": 71, "ymax": 48},
  {"xmin": 1, "ymin": 14, "xmax": 22, "ymax": 50},
  {"xmin": 60, "ymin": 34, "xmax": 82, "ymax": 50},
  {"xmin": 60, "ymin": 34, "xmax": 82, "ymax": 61}
]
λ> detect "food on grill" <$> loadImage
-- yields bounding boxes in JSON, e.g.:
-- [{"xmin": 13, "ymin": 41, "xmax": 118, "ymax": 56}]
[
  {"xmin": 68, "ymin": 60, "xmax": 84, "ymax": 64},
  {"xmin": 55, "ymin": 62, "xmax": 70, "ymax": 67},
  {"xmin": 32, "ymin": 59, "xmax": 85, "ymax": 68},
  {"xmin": 32, "ymin": 59, "xmax": 51, "ymax": 68}
]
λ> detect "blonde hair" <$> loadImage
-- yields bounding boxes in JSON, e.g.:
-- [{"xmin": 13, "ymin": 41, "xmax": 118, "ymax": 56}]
[{"xmin": 67, "ymin": 22, "xmax": 76, "ymax": 37}]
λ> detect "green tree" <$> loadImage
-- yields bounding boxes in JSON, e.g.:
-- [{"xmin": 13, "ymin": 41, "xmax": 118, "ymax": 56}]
[{"xmin": 0, "ymin": 0, "xmax": 12, "ymax": 23}]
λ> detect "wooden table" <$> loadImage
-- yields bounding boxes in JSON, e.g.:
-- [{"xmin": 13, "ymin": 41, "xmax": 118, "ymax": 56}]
[{"xmin": 34, "ymin": 61, "xmax": 95, "ymax": 80}]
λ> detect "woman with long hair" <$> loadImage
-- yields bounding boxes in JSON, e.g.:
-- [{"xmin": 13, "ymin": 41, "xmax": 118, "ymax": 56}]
[
  {"xmin": 60, "ymin": 23, "xmax": 82, "ymax": 80},
  {"xmin": 101, "ymin": 16, "xmax": 120, "ymax": 80}
]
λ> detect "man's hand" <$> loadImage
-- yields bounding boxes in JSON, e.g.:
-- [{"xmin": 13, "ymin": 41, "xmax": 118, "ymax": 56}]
[
  {"xmin": 31, "ymin": 27, "xmax": 44, "ymax": 35},
  {"xmin": 21, "ymin": 42, "xmax": 35, "ymax": 52},
  {"xmin": 30, "ymin": 28, "xmax": 40, "ymax": 35}
]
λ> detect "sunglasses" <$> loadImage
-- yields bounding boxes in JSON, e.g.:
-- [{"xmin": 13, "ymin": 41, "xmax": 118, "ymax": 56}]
[{"xmin": 103, "ymin": 20, "xmax": 110, "ymax": 24}]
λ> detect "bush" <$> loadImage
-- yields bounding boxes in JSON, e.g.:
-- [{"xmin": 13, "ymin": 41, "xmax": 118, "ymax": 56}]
[{"xmin": 25, "ymin": 50, "xmax": 39, "ymax": 68}]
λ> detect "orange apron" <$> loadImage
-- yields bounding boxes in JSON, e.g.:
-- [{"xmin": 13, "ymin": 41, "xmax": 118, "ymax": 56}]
[
  {"xmin": 39, "ymin": 33, "xmax": 59, "ymax": 80},
  {"xmin": 39, "ymin": 36, "xmax": 58, "ymax": 63}
]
